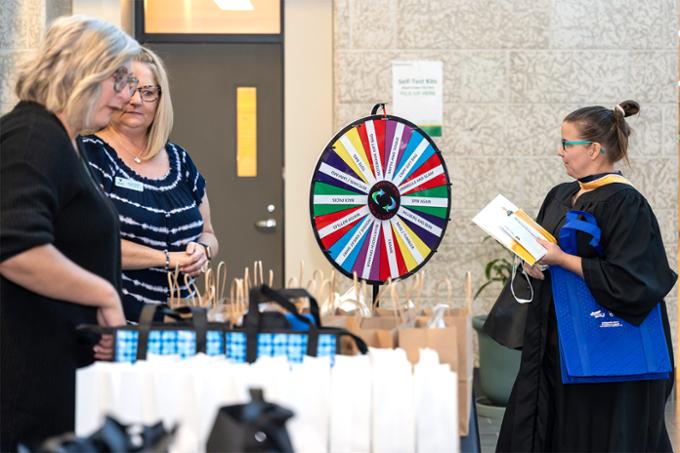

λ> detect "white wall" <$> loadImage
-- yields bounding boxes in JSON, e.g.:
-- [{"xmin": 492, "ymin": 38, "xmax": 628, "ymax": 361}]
[
  {"xmin": 72, "ymin": 0, "xmax": 121, "ymax": 27},
  {"xmin": 283, "ymin": 0, "xmax": 334, "ymax": 283}
]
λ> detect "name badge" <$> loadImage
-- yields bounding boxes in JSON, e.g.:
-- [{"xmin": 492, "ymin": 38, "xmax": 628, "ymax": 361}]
[{"xmin": 115, "ymin": 176, "xmax": 144, "ymax": 192}]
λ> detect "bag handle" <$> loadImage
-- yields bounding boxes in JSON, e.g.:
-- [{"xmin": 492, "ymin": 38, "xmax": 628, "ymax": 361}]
[
  {"xmin": 245, "ymin": 285, "xmax": 321, "ymax": 363},
  {"xmin": 559, "ymin": 210, "xmax": 604, "ymax": 256},
  {"xmin": 136, "ymin": 305, "xmax": 209, "ymax": 361},
  {"xmin": 253, "ymin": 285, "xmax": 323, "ymax": 327},
  {"xmin": 323, "ymin": 327, "xmax": 369, "ymax": 355}
]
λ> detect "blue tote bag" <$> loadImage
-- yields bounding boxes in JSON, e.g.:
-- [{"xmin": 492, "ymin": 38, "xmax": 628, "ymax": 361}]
[
  {"xmin": 80, "ymin": 287, "xmax": 367, "ymax": 364},
  {"xmin": 550, "ymin": 210, "xmax": 671, "ymax": 384}
]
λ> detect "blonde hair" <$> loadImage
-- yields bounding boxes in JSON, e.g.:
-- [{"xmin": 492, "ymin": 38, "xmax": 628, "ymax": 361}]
[
  {"xmin": 15, "ymin": 15, "xmax": 139, "ymax": 131},
  {"xmin": 136, "ymin": 47, "xmax": 174, "ymax": 160}
]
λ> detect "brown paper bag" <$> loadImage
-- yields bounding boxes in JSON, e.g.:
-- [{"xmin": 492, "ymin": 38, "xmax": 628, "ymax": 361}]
[
  {"xmin": 321, "ymin": 313, "xmax": 363, "ymax": 354},
  {"xmin": 323, "ymin": 314, "xmax": 399, "ymax": 351},
  {"xmin": 403, "ymin": 273, "xmax": 474, "ymax": 435},
  {"xmin": 398, "ymin": 317, "xmax": 459, "ymax": 370},
  {"xmin": 357, "ymin": 316, "xmax": 400, "ymax": 348}
]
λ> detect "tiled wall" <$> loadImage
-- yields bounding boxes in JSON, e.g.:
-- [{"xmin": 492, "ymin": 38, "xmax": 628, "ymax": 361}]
[
  {"xmin": 0, "ymin": 0, "xmax": 72, "ymax": 115},
  {"xmin": 334, "ymin": 0, "xmax": 679, "ymax": 352}
]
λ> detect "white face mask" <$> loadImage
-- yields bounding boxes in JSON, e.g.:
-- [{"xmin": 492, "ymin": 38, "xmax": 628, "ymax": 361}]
[{"xmin": 511, "ymin": 255, "xmax": 534, "ymax": 304}]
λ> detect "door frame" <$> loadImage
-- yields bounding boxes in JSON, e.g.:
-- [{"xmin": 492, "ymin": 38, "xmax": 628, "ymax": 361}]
[
  {"xmin": 134, "ymin": 0, "xmax": 284, "ymax": 44},
  {"xmin": 134, "ymin": 0, "xmax": 286, "ymax": 280}
]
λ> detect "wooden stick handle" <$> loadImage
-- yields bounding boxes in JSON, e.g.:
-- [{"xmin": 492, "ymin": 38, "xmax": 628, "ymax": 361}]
[{"xmin": 464, "ymin": 271, "xmax": 473, "ymax": 314}]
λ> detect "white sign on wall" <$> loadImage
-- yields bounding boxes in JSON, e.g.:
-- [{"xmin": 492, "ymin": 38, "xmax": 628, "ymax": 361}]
[{"xmin": 392, "ymin": 60, "xmax": 443, "ymax": 137}]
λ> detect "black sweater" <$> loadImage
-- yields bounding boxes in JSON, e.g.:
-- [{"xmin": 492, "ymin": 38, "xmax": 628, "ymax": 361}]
[{"xmin": 0, "ymin": 101, "xmax": 121, "ymax": 450}]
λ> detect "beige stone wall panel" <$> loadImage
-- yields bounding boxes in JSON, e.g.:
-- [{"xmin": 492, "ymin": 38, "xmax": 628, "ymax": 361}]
[
  {"xmin": 627, "ymin": 105, "xmax": 664, "ymax": 157},
  {"xmin": 449, "ymin": 156, "xmax": 531, "ymax": 209},
  {"xmin": 397, "ymin": 0, "xmax": 551, "ymax": 50},
  {"xmin": 349, "ymin": 0, "xmax": 396, "ymax": 49},
  {"xmin": 625, "ymin": 157, "xmax": 677, "ymax": 209},
  {"xmin": 444, "ymin": 103, "xmax": 506, "ymax": 156},
  {"xmin": 655, "ymin": 209, "xmax": 677, "ymax": 247},
  {"xmin": 334, "ymin": 0, "xmax": 678, "ymax": 361},
  {"xmin": 661, "ymin": 103, "xmax": 678, "ymax": 156},
  {"xmin": 334, "ymin": 0, "xmax": 351, "ymax": 49},
  {"xmin": 446, "ymin": 209, "xmax": 488, "ymax": 244},
  {"xmin": 628, "ymin": 51, "xmax": 677, "ymax": 104},
  {"xmin": 504, "ymin": 103, "xmax": 577, "ymax": 157},
  {"xmin": 0, "ymin": 0, "xmax": 45, "ymax": 49},
  {"xmin": 334, "ymin": 102, "xmax": 375, "ymax": 130},
  {"xmin": 0, "ymin": 51, "xmax": 25, "ymax": 110},
  {"xmin": 445, "ymin": 51, "xmax": 509, "ymax": 103},
  {"xmin": 510, "ymin": 51, "xmax": 628, "ymax": 103},
  {"xmin": 550, "ymin": 0, "xmax": 677, "ymax": 50}
]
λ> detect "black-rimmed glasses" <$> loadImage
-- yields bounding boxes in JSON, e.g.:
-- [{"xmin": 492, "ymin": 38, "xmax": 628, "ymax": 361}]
[
  {"xmin": 111, "ymin": 67, "xmax": 139, "ymax": 95},
  {"xmin": 132, "ymin": 85, "xmax": 162, "ymax": 103}
]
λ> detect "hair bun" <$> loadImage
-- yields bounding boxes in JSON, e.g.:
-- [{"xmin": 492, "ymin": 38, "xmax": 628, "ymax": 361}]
[{"xmin": 617, "ymin": 100, "xmax": 640, "ymax": 118}]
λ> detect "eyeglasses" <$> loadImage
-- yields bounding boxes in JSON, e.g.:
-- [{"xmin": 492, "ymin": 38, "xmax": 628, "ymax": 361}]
[
  {"xmin": 111, "ymin": 67, "xmax": 139, "ymax": 95},
  {"xmin": 132, "ymin": 85, "xmax": 162, "ymax": 103},
  {"xmin": 561, "ymin": 139, "xmax": 593, "ymax": 151}
]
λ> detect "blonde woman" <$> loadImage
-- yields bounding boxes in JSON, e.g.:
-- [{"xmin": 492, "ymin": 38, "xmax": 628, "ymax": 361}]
[
  {"xmin": 0, "ymin": 16, "xmax": 138, "ymax": 449},
  {"xmin": 81, "ymin": 47, "xmax": 218, "ymax": 322}
]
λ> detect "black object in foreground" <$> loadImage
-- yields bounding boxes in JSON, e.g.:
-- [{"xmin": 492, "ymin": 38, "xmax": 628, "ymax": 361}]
[{"xmin": 207, "ymin": 388, "xmax": 294, "ymax": 453}]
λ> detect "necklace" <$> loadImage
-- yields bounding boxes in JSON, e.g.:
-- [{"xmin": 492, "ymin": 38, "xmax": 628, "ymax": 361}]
[
  {"xmin": 118, "ymin": 139, "xmax": 145, "ymax": 164},
  {"xmin": 123, "ymin": 144, "xmax": 144, "ymax": 164},
  {"xmin": 100, "ymin": 130, "xmax": 147, "ymax": 164}
]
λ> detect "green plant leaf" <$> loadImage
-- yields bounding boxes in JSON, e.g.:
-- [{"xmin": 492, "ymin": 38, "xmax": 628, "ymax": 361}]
[
  {"xmin": 485, "ymin": 259, "xmax": 501, "ymax": 279},
  {"xmin": 476, "ymin": 238, "xmax": 517, "ymax": 299},
  {"xmin": 474, "ymin": 280, "xmax": 495, "ymax": 300}
]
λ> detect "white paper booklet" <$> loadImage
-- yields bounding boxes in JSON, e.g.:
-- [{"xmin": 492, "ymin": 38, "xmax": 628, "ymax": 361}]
[{"xmin": 472, "ymin": 194, "xmax": 556, "ymax": 266}]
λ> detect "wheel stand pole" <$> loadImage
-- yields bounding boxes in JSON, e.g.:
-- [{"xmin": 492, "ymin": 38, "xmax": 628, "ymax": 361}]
[{"xmin": 372, "ymin": 284, "xmax": 380, "ymax": 309}]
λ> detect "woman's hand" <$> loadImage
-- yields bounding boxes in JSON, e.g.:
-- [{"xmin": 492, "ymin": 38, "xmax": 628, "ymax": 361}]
[
  {"xmin": 537, "ymin": 238, "xmax": 584, "ymax": 278},
  {"xmin": 94, "ymin": 287, "xmax": 125, "ymax": 360},
  {"xmin": 93, "ymin": 334, "xmax": 115, "ymax": 361},
  {"xmin": 536, "ymin": 238, "xmax": 566, "ymax": 266},
  {"xmin": 522, "ymin": 261, "xmax": 545, "ymax": 280},
  {"xmin": 170, "ymin": 242, "xmax": 208, "ymax": 277}
]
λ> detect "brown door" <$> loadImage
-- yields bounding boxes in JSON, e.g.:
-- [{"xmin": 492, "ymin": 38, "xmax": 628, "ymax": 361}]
[{"xmin": 146, "ymin": 42, "xmax": 284, "ymax": 285}]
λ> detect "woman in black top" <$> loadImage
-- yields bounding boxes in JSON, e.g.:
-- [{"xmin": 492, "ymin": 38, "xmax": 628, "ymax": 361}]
[
  {"xmin": 0, "ymin": 16, "xmax": 139, "ymax": 450},
  {"xmin": 496, "ymin": 100, "xmax": 676, "ymax": 451}
]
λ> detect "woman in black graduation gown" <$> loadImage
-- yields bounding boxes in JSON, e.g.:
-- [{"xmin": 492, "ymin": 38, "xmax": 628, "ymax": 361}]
[
  {"xmin": 496, "ymin": 100, "xmax": 676, "ymax": 452},
  {"xmin": 0, "ymin": 16, "xmax": 139, "ymax": 450}
]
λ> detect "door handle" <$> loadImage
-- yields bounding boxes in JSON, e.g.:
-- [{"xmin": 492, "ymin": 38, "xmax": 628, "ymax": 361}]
[{"xmin": 255, "ymin": 218, "xmax": 277, "ymax": 230}]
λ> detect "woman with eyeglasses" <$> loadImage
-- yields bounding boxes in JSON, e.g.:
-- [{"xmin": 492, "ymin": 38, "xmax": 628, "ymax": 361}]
[
  {"xmin": 80, "ymin": 47, "xmax": 218, "ymax": 322},
  {"xmin": 495, "ymin": 100, "xmax": 675, "ymax": 452},
  {"xmin": 0, "ymin": 15, "xmax": 138, "ymax": 449}
]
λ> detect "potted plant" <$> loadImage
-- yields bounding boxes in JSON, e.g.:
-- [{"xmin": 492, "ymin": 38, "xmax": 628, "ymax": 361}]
[{"xmin": 473, "ymin": 240, "xmax": 522, "ymax": 417}]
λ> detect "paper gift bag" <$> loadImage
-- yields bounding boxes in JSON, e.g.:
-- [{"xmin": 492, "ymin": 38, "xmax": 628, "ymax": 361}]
[
  {"xmin": 373, "ymin": 274, "xmax": 423, "ymax": 320},
  {"xmin": 322, "ymin": 311, "xmax": 363, "ymax": 354},
  {"xmin": 76, "ymin": 362, "xmax": 117, "ymax": 437},
  {"xmin": 370, "ymin": 348, "xmax": 415, "ymax": 453},
  {"xmin": 112, "ymin": 360, "xmax": 158, "ymax": 425},
  {"xmin": 398, "ymin": 317, "xmax": 459, "ymax": 374},
  {"xmin": 282, "ymin": 356, "xmax": 332, "ymax": 453},
  {"xmin": 414, "ymin": 349, "xmax": 459, "ymax": 453},
  {"xmin": 358, "ymin": 316, "xmax": 399, "ymax": 348},
  {"xmin": 330, "ymin": 355, "xmax": 372, "ymax": 453},
  {"xmin": 417, "ymin": 274, "xmax": 474, "ymax": 435}
]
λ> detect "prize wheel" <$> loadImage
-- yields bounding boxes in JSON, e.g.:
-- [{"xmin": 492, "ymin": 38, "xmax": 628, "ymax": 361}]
[{"xmin": 309, "ymin": 111, "xmax": 451, "ymax": 285}]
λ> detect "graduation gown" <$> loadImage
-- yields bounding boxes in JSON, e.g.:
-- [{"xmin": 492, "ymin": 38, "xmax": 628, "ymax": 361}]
[{"xmin": 496, "ymin": 180, "xmax": 676, "ymax": 452}]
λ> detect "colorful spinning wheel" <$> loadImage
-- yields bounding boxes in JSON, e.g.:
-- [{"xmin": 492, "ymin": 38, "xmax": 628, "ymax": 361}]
[{"xmin": 309, "ymin": 111, "xmax": 451, "ymax": 285}]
